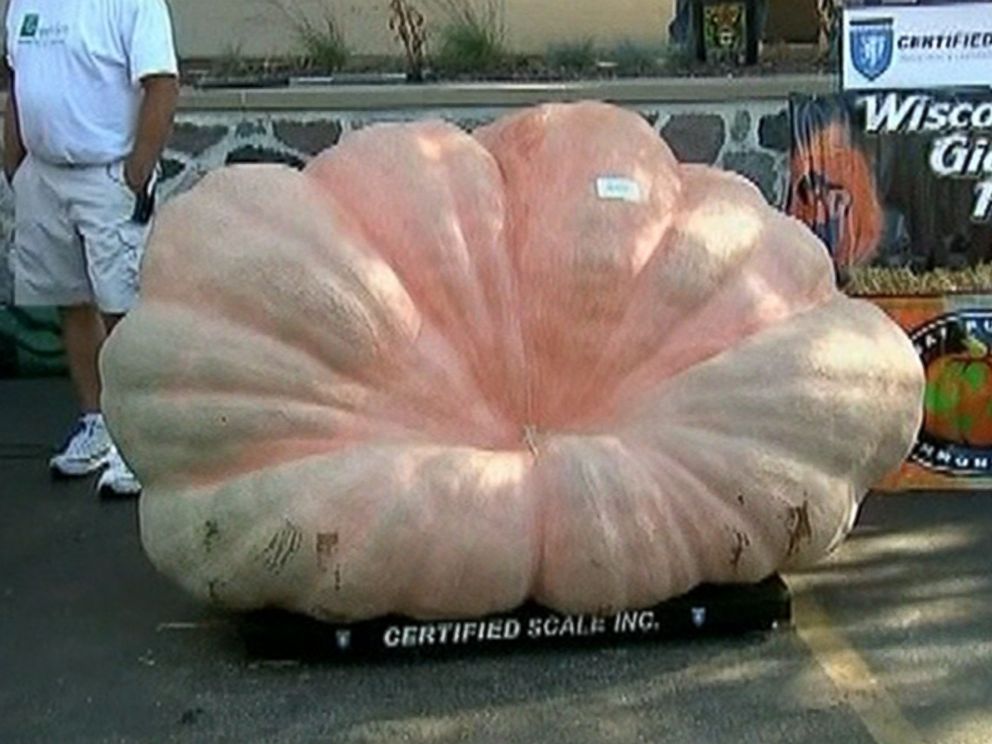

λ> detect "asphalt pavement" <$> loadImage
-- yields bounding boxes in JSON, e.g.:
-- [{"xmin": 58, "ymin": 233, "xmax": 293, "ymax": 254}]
[{"xmin": 1, "ymin": 378, "xmax": 990, "ymax": 744}]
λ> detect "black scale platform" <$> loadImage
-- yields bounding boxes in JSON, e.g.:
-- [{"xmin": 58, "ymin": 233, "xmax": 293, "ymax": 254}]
[{"xmin": 239, "ymin": 575, "xmax": 791, "ymax": 660}]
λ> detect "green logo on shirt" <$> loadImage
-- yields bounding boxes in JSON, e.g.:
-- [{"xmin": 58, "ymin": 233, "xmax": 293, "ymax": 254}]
[{"xmin": 20, "ymin": 14, "xmax": 40, "ymax": 38}]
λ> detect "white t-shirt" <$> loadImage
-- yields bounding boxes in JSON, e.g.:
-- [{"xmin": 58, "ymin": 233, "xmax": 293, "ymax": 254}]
[{"xmin": 5, "ymin": 0, "xmax": 178, "ymax": 165}]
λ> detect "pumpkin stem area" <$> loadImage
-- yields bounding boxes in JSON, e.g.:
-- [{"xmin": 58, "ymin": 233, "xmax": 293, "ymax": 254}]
[
  {"xmin": 964, "ymin": 336, "xmax": 989, "ymax": 359},
  {"xmin": 523, "ymin": 425, "xmax": 541, "ymax": 457}
]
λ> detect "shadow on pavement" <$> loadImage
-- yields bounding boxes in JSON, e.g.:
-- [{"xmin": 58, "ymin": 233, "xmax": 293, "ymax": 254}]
[
  {"xmin": 5, "ymin": 379, "xmax": 988, "ymax": 742},
  {"xmin": 787, "ymin": 491, "xmax": 992, "ymax": 743}
]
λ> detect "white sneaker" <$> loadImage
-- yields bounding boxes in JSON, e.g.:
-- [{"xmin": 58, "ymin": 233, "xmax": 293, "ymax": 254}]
[
  {"xmin": 50, "ymin": 413, "xmax": 112, "ymax": 477},
  {"xmin": 97, "ymin": 446, "xmax": 143, "ymax": 498}
]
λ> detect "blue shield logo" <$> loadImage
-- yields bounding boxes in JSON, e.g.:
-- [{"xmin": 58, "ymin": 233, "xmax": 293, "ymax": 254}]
[{"xmin": 850, "ymin": 19, "xmax": 894, "ymax": 82}]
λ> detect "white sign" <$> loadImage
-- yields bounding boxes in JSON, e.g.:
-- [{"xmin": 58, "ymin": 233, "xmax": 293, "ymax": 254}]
[
  {"xmin": 596, "ymin": 176, "xmax": 643, "ymax": 204},
  {"xmin": 843, "ymin": 2, "xmax": 992, "ymax": 90}
]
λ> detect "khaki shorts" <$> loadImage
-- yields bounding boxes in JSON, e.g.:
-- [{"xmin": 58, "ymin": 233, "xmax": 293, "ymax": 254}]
[{"xmin": 11, "ymin": 155, "xmax": 153, "ymax": 314}]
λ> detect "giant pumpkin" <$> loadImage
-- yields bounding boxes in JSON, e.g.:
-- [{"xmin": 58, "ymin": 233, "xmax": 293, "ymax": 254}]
[{"xmin": 101, "ymin": 102, "xmax": 924, "ymax": 622}]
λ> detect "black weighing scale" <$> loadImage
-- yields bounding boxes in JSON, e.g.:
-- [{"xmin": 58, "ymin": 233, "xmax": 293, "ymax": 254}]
[{"xmin": 240, "ymin": 575, "xmax": 791, "ymax": 660}]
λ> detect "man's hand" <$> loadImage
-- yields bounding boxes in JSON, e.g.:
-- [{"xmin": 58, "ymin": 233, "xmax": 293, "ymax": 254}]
[
  {"xmin": 123, "ymin": 159, "xmax": 148, "ymax": 195},
  {"xmin": 124, "ymin": 74, "xmax": 179, "ymax": 194}
]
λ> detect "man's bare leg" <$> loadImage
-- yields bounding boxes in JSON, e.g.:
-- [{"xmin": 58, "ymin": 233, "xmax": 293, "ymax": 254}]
[
  {"xmin": 59, "ymin": 304, "xmax": 106, "ymax": 413},
  {"xmin": 50, "ymin": 304, "xmax": 118, "ymax": 477},
  {"xmin": 93, "ymin": 311, "xmax": 140, "ymax": 495}
]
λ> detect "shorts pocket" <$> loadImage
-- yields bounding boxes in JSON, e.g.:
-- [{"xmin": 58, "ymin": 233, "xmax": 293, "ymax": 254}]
[
  {"xmin": 92, "ymin": 224, "xmax": 145, "ymax": 311},
  {"xmin": 105, "ymin": 162, "xmax": 160, "ymax": 224},
  {"xmin": 105, "ymin": 162, "xmax": 138, "ymax": 209}
]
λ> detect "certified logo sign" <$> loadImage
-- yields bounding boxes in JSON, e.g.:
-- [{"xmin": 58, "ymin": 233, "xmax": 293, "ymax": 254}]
[{"xmin": 850, "ymin": 18, "xmax": 894, "ymax": 81}]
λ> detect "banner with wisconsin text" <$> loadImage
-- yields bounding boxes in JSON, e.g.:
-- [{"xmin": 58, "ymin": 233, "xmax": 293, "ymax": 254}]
[{"xmin": 789, "ymin": 90, "xmax": 992, "ymax": 296}]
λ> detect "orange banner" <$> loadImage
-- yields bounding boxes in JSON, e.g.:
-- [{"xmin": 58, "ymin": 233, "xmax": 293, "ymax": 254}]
[{"xmin": 870, "ymin": 294, "xmax": 992, "ymax": 491}]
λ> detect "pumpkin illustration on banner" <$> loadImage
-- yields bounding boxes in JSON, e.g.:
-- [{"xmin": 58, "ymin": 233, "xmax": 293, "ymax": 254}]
[
  {"xmin": 789, "ymin": 120, "xmax": 883, "ymax": 270},
  {"xmin": 101, "ymin": 102, "xmax": 925, "ymax": 623},
  {"xmin": 924, "ymin": 329, "xmax": 992, "ymax": 447}
]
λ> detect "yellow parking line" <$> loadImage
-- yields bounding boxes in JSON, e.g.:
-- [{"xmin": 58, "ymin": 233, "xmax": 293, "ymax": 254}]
[{"xmin": 793, "ymin": 590, "xmax": 928, "ymax": 744}]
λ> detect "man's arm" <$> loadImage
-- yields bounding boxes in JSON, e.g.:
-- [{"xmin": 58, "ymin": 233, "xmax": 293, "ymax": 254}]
[
  {"xmin": 123, "ymin": 74, "xmax": 178, "ymax": 194},
  {"xmin": 3, "ymin": 69, "xmax": 26, "ymax": 182}
]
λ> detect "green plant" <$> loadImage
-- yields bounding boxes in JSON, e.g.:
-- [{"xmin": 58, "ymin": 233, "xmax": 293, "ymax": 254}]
[
  {"xmin": 265, "ymin": 0, "xmax": 348, "ymax": 73},
  {"xmin": 660, "ymin": 40, "xmax": 694, "ymax": 70},
  {"xmin": 547, "ymin": 38, "xmax": 597, "ymax": 74},
  {"xmin": 389, "ymin": 0, "xmax": 428, "ymax": 81},
  {"xmin": 609, "ymin": 40, "xmax": 664, "ymax": 77},
  {"xmin": 212, "ymin": 42, "xmax": 248, "ymax": 78},
  {"xmin": 425, "ymin": 0, "xmax": 506, "ymax": 74}
]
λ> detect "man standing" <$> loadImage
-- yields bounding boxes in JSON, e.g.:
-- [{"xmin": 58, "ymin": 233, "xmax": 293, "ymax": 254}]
[{"xmin": 4, "ymin": 0, "xmax": 178, "ymax": 496}]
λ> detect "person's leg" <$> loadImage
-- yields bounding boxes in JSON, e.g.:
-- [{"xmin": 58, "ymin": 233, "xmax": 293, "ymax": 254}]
[
  {"xmin": 59, "ymin": 303, "xmax": 106, "ymax": 413},
  {"xmin": 93, "ymin": 314, "xmax": 141, "ymax": 499},
  {"xmin": 73, "ymin": 161, "xmax": 152, "ymax": 496},
  {"xmin": 48, "ymin": 303, "xmax": 115, "ymax": 477},
  {"xmin": 11, "ymin": 158, "xmax": 113, "ymax": 476}
]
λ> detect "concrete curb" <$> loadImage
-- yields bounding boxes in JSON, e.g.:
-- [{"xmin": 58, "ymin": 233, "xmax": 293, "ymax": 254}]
[{"xmin": 166, "ymin": 74, "xmax": 835, "ymax": 112}]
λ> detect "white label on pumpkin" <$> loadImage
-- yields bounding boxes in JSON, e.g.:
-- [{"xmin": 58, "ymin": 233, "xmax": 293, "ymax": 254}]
[{"xmin": 596, "ymin": 176, "xmax": 643, "ymax": 204}]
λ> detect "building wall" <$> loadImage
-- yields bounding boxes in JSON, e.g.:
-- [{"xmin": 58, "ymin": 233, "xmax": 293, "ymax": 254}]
[
  {"xmin": 176, "ymin": 0, "xmax": 678, "ymax": 58},
  {"xmin": 1, "ymin": 0, "xmax": 678, "ymax": 58}
]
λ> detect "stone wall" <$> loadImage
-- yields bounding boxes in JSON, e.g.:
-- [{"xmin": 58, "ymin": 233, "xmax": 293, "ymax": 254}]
[
  {"xmin": 156, "ymin": 99, "xmax": 791, "ymax": 204},
  {"xmin": 0, "ymin": 95, "xmax": 792, "ymax": 376}
]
